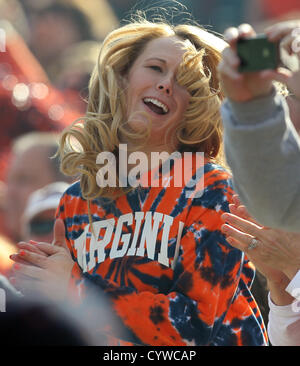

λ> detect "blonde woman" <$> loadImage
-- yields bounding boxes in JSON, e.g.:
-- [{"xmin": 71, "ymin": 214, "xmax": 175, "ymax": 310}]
[{"xmin": 10, "ymin": 18, "xmax": 268, "ymax": 346}]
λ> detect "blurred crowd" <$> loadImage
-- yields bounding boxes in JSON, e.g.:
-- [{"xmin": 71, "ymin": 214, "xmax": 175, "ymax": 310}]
[
  {"xmin": 0, "ymin": 0, "xmax": 300, "ymax": 347},
  {"xmin": 0, "ymin": 0, "xmax": 119, "ymax": 273}
]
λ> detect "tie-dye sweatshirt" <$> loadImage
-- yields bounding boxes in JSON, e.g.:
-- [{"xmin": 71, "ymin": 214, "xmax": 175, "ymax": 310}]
[{"xmin": 56, "ymin": 155, "xmax": 268, "ymax": 346}]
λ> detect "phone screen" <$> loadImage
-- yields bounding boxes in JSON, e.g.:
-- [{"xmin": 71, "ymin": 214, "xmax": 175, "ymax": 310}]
[{"xmin": 237, "ymin": 34, "xmax": 279, "ymax": 72}]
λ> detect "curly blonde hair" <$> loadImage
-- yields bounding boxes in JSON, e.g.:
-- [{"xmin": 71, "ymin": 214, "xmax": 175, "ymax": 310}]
[{"xmin": 58, "ymin": 19, "xmax": 228, "ymax": 200}]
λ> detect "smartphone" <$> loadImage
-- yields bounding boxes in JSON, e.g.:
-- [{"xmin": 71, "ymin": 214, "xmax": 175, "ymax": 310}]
[{"xmin": 237, "ymin": 34, "xmax": 280, "ymax": 72}]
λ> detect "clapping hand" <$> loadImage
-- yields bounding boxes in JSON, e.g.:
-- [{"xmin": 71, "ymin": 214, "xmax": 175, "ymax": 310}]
[
  {"xmin": 10, "ymin": 219, "xmax": 74, "ymax": 302},
  {"xmin": 221, "ymin": 195, "xmax": 300, "ymax": 285}
]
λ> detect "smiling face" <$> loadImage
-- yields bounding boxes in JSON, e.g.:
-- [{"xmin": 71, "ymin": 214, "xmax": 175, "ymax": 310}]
[{"xmin": 124, "ymin": 36, "xmax": 191, "ymax": 152}]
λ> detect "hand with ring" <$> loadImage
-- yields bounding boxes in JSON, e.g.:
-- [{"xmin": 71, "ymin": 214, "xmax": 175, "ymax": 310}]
[
  {"xmin": 247, "ymin": 237, "xmax": 260, "ymax": 250},
  {"xmin": 221, "ymin": 195, "xmax": 300, "ymax": 282}
]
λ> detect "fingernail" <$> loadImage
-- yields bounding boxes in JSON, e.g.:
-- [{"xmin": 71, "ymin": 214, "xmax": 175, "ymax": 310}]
[
  {"xmin": 29, "ymin": 240, "xmax": 38, "ymax": 245},
  {"xmin": 19, "ymin": 250, "xmax": 26, "ymax": 257},
  {"xmin": 239, "ymin": 23, "xmax": 253, "ymax": 34},
  {"xmin": 221, "ymin": 224, "xmax": 228, "ymax": 232}
]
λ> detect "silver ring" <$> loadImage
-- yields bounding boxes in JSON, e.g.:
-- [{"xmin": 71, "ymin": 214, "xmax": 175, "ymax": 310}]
[{"xmin": 247, "ymin": 237, "xmax": 260, "ymax": 250}]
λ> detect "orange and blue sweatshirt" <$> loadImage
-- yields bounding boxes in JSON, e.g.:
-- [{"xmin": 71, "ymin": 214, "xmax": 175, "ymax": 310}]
[{"xmin": 57, "ymin": 156, "xmax": 268, "ymax": 346}]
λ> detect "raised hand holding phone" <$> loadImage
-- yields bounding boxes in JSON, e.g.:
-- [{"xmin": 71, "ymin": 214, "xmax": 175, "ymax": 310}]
[
  {"xmin": 218, "ymin": 24, "xmax": 275, "ymax": 102},
  {"xmin": 218, "ymin": 21, "xmax": 300, "ymax": 103}
]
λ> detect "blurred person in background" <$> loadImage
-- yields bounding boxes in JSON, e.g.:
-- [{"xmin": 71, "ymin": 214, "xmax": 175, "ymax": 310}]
[
  {"xmin": 0, "ymin": 270, "xmax": 127, "ymax": 346},
  {"xmin": 3, "ymin": 183, "xmax": 127, "ymax": 347},
  {"xmin": 0, "ymin": 2, "xmax": 79, "ymax": 276},
  {"xmin": 70, "ymin": 0, "xmax": 119, "ymax": 40},
  {"xmin": 0, "ymin": 14, "xmax": 82, "ymax": 244},
  {"xmin": 2, "ymin": 0, "xmax": 118, "ymax": 110},
  {"xmin": 24, "ymin": 2, "xmax": 94, "ymax": 81},
  {"xmin": 21, "ymin": 181, "xmax": 70, "ymax": 243},
  {"xmin": 0, "ymin": 0, "xmax": 30, "ymax": 42},
  {"xmin": 52, "ymin": 40, "xmax": 100, "ymax": 102},
  {"xmin": 0, "ymin": 18, "xmax": 82, "ymax": 180},
  {"xmin": 0, "ymin": 20, "xmax": 72, "ymax": 152},
  {"xmin": 0, "ymin": 293, "xmax": 93, "ymax": 346},
  {"xmin": 18, "ymin": 1, "xmax": 118, "ymax": 107},
  {"xmin": 2, "ymin": 132, "xmax": 74, "ymax": 244},
  {"xmin": 0, "ymin": 265, "xmax": 124, "ymax": 346}
]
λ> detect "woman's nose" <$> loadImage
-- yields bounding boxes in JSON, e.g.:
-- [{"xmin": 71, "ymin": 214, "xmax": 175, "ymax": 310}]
[{"xmin": 157, "ymin": 78, "xmax": 173, "ymax": 96}]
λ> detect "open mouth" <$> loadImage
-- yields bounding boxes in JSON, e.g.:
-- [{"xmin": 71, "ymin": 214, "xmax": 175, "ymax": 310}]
[{"xmin": 143, "ymin": 97, "xmax": 169, "ymax": 115}]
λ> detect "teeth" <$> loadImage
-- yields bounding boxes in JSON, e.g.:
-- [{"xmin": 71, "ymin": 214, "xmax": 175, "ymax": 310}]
[{"xmin": 143, "ymin": 98, "xmax": 169, "ymax": 114}]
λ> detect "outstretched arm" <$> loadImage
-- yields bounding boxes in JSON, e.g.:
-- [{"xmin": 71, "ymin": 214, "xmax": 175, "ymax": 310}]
[{"xmin": 218, "ymin": 21, "xmax": 300, "ymax": 232}]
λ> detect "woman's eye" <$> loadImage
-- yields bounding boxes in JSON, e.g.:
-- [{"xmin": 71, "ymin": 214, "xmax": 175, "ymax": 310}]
[{"xmin": 148, "ymin": 65, "xmax": 162, "ymax": 72}]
